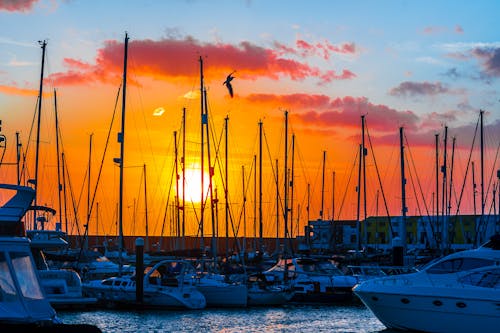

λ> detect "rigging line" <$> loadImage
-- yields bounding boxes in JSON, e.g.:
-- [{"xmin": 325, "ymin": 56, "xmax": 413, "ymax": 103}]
[
  {"xmin": 159, "ymin": 155, "xmax": 176, "ymax": 241},
  {"xmin": 405, "ymin": 152, "xmax": 423, "ymax": 216},
  {"xmin": 86, "ymin": 84, "xmax": 122, "ymax": 227},
  {"xmin": 234, "ymin": 155, "xmax": 257, "ymax": 238},
  {"xmin": 295, "ymin": 138, "xmax": 312, "ymax": 203},
  {"xmin": 336, "ymin": 147, "xmax": 357, "ymax": 220},
  {"xmin": 365, "ymin": 120, "xmax": 394, "ymax": 236},
  {"xmin": 483, "ymin": 140, "xmax": 500, "ymax": 207},
  {"xmin": 450, "ymin": 115, "xmax": 479, "ymax": 244},
  {"xmin": 62, "ymin": 153, "xmax": 82, "ymax": 237},
  {"xmin": 452, "ymin": 116, "xmax": 479, "ymax": 217},
  {"xmin": 20, "ymin": 96, "xmax": 40, "ymax": 183},
  {"xmin": 263, "ymin": 127, "xmax": 286, "ymax": 221},
  {"xmin": 404, "ymin": 133, "xmax": 433, "ymax": 222}
]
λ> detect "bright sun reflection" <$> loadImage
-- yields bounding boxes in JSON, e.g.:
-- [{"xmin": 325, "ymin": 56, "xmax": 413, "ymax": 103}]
[{"xmin": 175, "ymin": 168, "xmax": 210, "ymax": 204}]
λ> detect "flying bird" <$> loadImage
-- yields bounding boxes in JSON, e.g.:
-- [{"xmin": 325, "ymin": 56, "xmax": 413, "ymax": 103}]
[{"xmin": 223, "ymin": 71, "xmax": 236, "ymax": 98}]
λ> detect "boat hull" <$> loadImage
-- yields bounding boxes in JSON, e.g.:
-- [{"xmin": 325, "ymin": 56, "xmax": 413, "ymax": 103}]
[
  {"xmin": 197, "ymin": 284, "xmax": 247, "ymax": 307},
  {"xmin": 355, "ymin": 287, "xmax": 500, "ymax": 333},
  {"xmin": 247, "ymin": 289, "xmax": 294, "ymax": 306},
  {"xmin": 83, "ymin": 284, "xmax": 206, "ymax": 310}
]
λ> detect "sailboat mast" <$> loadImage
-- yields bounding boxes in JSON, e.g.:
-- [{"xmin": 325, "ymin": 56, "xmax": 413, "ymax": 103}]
[
  {"xmin": 275, "ymin": 159, "xmax": 280, "ymax": 253},
  {"xmin": 33, "ymin": 39, "xmax": 47, "ymax": 230},
  {"xmin": 442, "ymin": 126, "xmax": 448, "ymax": 248},
  {"xmin": 225, "ymin": 116, "xmax": 229, "ymax": 258},
  {"xmin": 54, "ymin": 89, "xmax": 63, "ymax": 228},
  {"xmin": 480, "ymin": 110, "xmax": 485, "ymax": 219},
  {"xmin": 448, "ymin": 137, "xmax": 456, "ymax": 217},
  {"xmin": 356, "ymin": 144, "xmax": 362, "ymax": 251},
  {"xmin": 472, "ymin": 161, "xmax": 477, "ymax": 215},
  {"xmin": 258, "ymin": 120, "xmax": 263, "ymax": 253},
  {"xmin": 16, "ymin": 132, "xmax": 21, "ymax": 185},
  {"xmin": 203, "ymin": 89, "xmax": 216, "ymax": 259},
  {"xmin": 182, "ymin": 107, "xmax": 186, "ymax": 249},
  {"xmin": 143, "ymin": 163, "xmax": 149, "ymax": 252},
  {"xmin": 320, "ymin": 150, "xmax": 326, "ymax": 219},
  {"xmin": 174, "ymin": 131, "xmax": 180, "ymax": 245},
  {"xmin": 283, "ymin": 111, "xmax": 289, "ymax": 254},
  {"xmin": 362, "ymin": 115, "xmax": 367, "ymax": 227},
  {"xmin": 253, "ymin": 154, "xmax": 257, "ymax": 252},
  {"xmin": 242, "ymin": 165, "xmax": 246, "ymax": 253},
  {"xmin": 62, "ymin": 152, "xmax": 68, "ymax": 233},
  {"xmin": 331, "ymin": 171, "xmax": 335, "ymax": 221},
  {"xmin": 290, "ymin": 134, "xmax": 295, "ymax": 237},
  {"xmin": 400, "ymin": 127, "xmax": 407, "ymax": 249},
  {"xmin": 435, "ymin": 133, "xmax": 439, "ymax": 249},
  {"xmin": 118, "ymin": 32, "xmax": 129, "ymax": 275},
  {"xmin": 199, "ymin": 56, "xmax": 205, "ymax": 252}
]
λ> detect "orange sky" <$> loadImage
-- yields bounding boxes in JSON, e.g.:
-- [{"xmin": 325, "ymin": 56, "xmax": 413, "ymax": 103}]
[{"xmin": 1, "ymin": 1, "xmax": 499, "ymax": 239}]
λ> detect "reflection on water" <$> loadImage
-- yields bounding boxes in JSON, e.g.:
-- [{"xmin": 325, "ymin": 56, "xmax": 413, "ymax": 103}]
[{"xmin": 59, "ymin": 304, "xmax": 387, "ymax": 332}]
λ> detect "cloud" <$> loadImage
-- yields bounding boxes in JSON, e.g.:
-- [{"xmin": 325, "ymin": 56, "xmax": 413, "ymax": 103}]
[
  {"xmin": 281, "ymin": 39, "xmax": 357, "ymax": 60},
  {"xmin": 419, "ymin": 110, "xmax": 462, "ymax": 128},
  {"xmin": 245, "ymin": 93, "xmax": 420, "ymax": 132},
  {"xmin": 471, "ymin": 47, "xmax": 500, "ymax": 77},
  {"xmin": 442, "ymin": 67, "xmax": 461, "ymax": 79},
  {"xmin": 422, "ymin": 26, "xmax": 447, "ymax": 35},
  {"xmin": 0, "ymin": 0, "xmax": 39, "ymax": 12},
  {"xmin": 0, "ymin": 84, "xmax": 49, "ymax": 97},
  {"xmin": 455, "ymin": 25, "xmax": 464, "ymax": 34},
  {"xmin": 389, "ymin": 81, "xmax": 450, "ymax": 97},
  {"xmin": 421, "ymin": 25, "xmax": 464, "ymax": 35},
  {"xmin": 48, "ymin": 36, "xmax": 356, "ymax": 86}
]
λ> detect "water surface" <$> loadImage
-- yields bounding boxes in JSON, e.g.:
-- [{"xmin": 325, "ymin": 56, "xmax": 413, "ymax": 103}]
[{"xmin": 59, "ymin": 304, "xmax": 388, "ymax": 332}]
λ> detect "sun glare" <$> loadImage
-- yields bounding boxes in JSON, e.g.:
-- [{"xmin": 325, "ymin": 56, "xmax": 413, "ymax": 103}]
[{"xmin": 175, "ymin": 168, "xmax": 210, "ymax": 204}]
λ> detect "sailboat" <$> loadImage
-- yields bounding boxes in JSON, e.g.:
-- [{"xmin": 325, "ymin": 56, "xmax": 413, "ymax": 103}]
[{"xmin": 189, "ymin": 56, "xmax": 247, "ymax": 307}]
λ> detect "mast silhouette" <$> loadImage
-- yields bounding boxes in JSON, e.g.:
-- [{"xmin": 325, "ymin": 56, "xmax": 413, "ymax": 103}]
[
  {"xmin": 400, "ymin": 127, "xmax": 407, "ymax": 249},
  {"xmin": 199, "ymin": 56, "xmax": 205, "ymax": 254},
  {"xmin": 225, "ymin": 116, "xmax": 229, "ymax": 258},
  {"xmin": 54, "ymin": 89, "xmax": 63, "ymax": 230},
  {"xmin": 118, "ymin": 32, "xmax": 129, "ymax": 275},
  {"xmin": 258, "ymin": 120, "xmax": 263, "ymax": 253},
  {"xmin": 33, "ymin": 39, "xmax": 47, "ymax": 230}
]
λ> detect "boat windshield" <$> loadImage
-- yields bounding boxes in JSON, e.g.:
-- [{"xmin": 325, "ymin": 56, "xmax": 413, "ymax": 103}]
[
  {"xmin": 426, "ymin": 257, "xmax": 495, "ymax": 275},
  {"xmin": 10, "ymin": 252, "xmax": 44, "ymax": 299},
  {"xmin": 0, "ymin": 252, "xmax": 17, "ymax": 297},
  {"xmin": 296, "ymin": 259, "xmax": 342, "ymax": 275},
  {"xmin": 459, "ymin": 267, "xmax": 500, "ymax": 288}
]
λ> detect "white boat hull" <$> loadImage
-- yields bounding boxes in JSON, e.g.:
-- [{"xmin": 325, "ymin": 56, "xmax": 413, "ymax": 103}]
[
  {"xmin": 356, "ymin": 286, "xmax": 500, "ymax": 333},
  {"xmin": 83, "ymin": 283, "xmax": 206, "ymax": 310}
]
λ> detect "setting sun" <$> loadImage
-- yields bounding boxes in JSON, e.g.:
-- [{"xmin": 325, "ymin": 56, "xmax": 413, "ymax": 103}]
[{"xmin": 175, "ymin": 167, "xmax": 210, "ymax": 204}]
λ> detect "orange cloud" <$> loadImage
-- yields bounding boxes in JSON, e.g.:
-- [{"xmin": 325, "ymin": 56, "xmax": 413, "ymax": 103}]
[
  {"xmin": 47, "ymin": 36, "xmax": 357, "ymax": 86},
  {"xmin": 0, "ymin": 84, "xmax": 50, "ymax": 97}
]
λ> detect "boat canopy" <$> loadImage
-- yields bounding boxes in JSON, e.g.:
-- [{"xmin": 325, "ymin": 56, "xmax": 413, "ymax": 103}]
[
  {"xmin": 0, "ymin": 237, "xmax": 57, "ymax": 324},
  {"xmin": 0, "ymin": 184, "xmax": 35, "ymax": 236}
]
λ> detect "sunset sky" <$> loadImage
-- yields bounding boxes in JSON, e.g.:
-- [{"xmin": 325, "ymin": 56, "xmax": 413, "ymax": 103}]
[{"xmin": 1, "ymin": 0, "xmax": 499, "ymax": 241}]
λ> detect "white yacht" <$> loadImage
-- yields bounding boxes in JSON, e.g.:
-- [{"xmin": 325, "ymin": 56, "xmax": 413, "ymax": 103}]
[
  {"xmin": 265, "ymin": 256, "xmax": 357, "ymax": 303},
  {"xmin": 83, "ymin": 259, "xmax": 206, "ymax": 309},
  {"xmin": 354, "ymin": 236, "xmax": 500, "ymax": 333}
]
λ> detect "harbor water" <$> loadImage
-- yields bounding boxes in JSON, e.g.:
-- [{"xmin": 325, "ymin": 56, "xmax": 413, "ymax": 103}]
[{"xmin": 58, "ymin": 304, "xmax": 388, "ymax": 333}]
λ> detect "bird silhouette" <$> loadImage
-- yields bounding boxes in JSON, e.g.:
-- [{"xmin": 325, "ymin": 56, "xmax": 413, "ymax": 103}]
[{"xmin": 223, "ymin": 71, "xmax": 236, "ymax": 98}]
